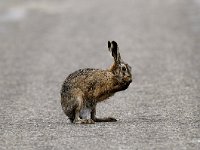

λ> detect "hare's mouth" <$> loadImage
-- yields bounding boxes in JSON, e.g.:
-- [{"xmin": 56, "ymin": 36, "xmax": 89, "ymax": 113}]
[
  {"xmin": 124, "ymin": 75, "xmax": 132, "ymax": 83},
  {"xmin": 121, "ymin": 78, "xmax": 132, "ymax": 89},
  {"xmin": 122, "ymin": 79, "xmax": 132, "ymax": 90},
  {"xmin": 127, "ymin": 79, "xmax": 132, "ymax": 85}
]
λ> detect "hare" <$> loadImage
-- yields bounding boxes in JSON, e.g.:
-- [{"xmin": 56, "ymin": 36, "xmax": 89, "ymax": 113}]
[{"xmin": 61, "ymin": 41, "xmax": 132, "ymax": 124}]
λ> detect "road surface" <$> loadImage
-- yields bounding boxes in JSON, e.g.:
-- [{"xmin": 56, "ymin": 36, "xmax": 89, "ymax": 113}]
[{"xmin": 0, "ymin": 0, "xmax": 200, "ymax": 149}]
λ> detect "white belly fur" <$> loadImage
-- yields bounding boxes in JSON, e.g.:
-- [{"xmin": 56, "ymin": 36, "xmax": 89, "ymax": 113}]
[{"xmin": 80, "ymin": 108, "xmax": 92, "ymax": 119}]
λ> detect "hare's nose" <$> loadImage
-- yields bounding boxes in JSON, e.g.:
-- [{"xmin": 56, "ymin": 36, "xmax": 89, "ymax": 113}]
[{"xmin": 127, "ymin": 75, "xmax": 132, "ymax": 79}]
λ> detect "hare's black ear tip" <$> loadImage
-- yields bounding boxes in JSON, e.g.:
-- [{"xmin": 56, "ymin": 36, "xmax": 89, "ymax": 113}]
[
  {"xmin": 111, "ymin": 41, "xmax": 118, "ymax": 47},
  {"xmin": 112, "ymin": 41, "xmax": 117, "ymax": 45},
  {"xmin": 108, "ymin": 41, "xmax": 111, "ymax": 48}
]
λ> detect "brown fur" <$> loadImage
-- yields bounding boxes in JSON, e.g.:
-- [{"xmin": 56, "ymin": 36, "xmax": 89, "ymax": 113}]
[{"xmin": 61, "ymin": 41, "xmax": 132, "ymax": 124}]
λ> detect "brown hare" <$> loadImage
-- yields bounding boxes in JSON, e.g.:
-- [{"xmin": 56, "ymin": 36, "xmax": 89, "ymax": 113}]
[{"xmin": 61, "ymin": 41, "xmax": 132, "ymax": 124}]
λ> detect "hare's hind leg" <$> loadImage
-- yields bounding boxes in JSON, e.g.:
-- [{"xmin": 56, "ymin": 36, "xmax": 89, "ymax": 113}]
[
  {"xmin": 73, "ymin": 96, "xmax": 94, "ymax": 124},
  {"xmin": 91, "ymin": 105, "xmax": 117, "ymax": 122},
  {"xmin": 61, "ymin": 95, "xmax": 75, "ymax": 123}
]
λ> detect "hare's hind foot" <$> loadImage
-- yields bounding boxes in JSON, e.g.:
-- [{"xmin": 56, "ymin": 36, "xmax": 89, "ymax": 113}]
[
  {"xmin": 93, "ymin": 117, "xmax": 117, "ymax": 122},
  {"xmin": 73, "ymin": 118, "xmax": 95, "ymax": 124},
  {"xmin": 91, "ymin": 105, "xmax": 117, "ymax": 122}
]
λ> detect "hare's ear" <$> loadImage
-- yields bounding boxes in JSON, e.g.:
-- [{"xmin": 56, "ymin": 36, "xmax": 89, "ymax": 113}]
[{"xmin": 108, "ymin": 41, "xmax": 121, "ymax": 64}]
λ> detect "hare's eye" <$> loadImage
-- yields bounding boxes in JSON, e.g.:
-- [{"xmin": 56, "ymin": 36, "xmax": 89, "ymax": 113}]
[{"xmin": 122, "ymin": 66, "xmax": 126, "ymax": 71}]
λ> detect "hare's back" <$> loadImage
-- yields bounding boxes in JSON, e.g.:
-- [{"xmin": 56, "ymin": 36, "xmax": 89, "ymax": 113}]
[
  {"xmin": 66, "ymin": 68, "xmax": 98, "ymax": 81},
  {"xmin": 61, "ymin": 68, "xmax": 100, "ymax": 93}
]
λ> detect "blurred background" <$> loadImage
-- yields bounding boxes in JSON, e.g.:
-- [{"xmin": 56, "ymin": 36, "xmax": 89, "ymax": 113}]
[{"xmin": 0, "ymin": 0, "xmax": 199, "ymax": 149}]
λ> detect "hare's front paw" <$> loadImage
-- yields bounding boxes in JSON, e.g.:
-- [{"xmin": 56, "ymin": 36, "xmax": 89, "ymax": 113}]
[
  {"xmin": 85, "ymin": 119, "xmax": 95, "ymax": 124},
  {"xmin": 73, "ymin": 119, "xmax": 95, "ymax": 124}
]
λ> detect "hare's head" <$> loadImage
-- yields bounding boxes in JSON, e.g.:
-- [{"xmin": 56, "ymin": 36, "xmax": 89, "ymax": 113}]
[{"xmin": 108, "ymin": 41, "xmax": 132, "ymax": 84}]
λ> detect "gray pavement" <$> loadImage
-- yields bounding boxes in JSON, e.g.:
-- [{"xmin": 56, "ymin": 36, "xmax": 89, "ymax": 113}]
[{"xmin": 0, "ymin": 0, "xmax": 200, "ymax": 149}]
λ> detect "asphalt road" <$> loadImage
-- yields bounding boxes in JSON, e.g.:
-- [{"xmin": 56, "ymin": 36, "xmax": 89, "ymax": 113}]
[{"xmin": 0, "ymin": 0, "xmax": 200, "ymax": 149}]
